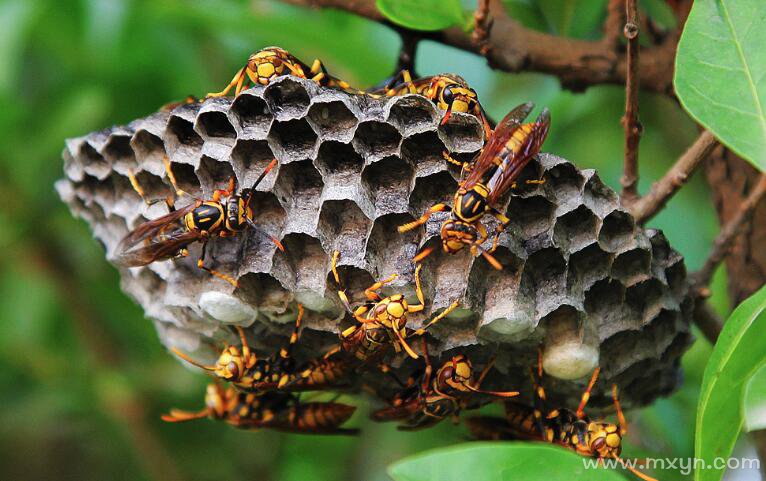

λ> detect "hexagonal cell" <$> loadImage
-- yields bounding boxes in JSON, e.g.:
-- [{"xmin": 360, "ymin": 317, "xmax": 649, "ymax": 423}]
[
  {"xmin": 625, "ymin": 278, "xmax": 664, "ymax": 321},
  {"xmin": 585, "ymin": 279, "xmax": 627, "ymax": 334},
  {"xmin": 167, "ymin": 161, "xmax": 201, "ymax": 198},
  {"xmin": 128, "ymin": 170, "xmax": 172, "ymax": 205},
  {"xmin": 79, "ymin": 142, "xmax": 111, "ymax": 180},
  {"xmin": 438, "ymin": 112, "xmax": 485, "ymax": 153},
  {"xmin": 401, "ymin": 131, "xmax": 447, "ymax": 167},
  {"xmin": 611, "ymin": 247, "xmax": 652, "ymax": 286},
  {"xmin": 317, "ymin": 199, "xmax": 372, "ymax": 257},
  {"xmin": 520, "ymin": 247, "xmax": 566, "ymax": 292},
  {"xmin": 566, "ymin": 243, "xmax": 613, "ymax": 293},
  {"xmin": 315, "ymin": 140, "xmax": 364, "ymax": 176},
  {"xmin": 279, "ymin": 233, "xmax": 328, "ymax": 292},
  {"xmin": 361, "ymin": 156, "xmax": 413, "ymax": 215},
  {"xmin": 230, "ymin": 139, "xmax": 277, "ymax": 189},
  {"xmin": 307, "ymin": 100, "xmax": 358, "ymax": 142},
  {"xmin": 103, "ymin": 133, "xmax": 136, "ymax": 175},
  {"xmin": 543, "ymin": 161, "xmax": 585, "ymax": 205},
  {"xmin": 196, "ymin": 155, "xmax": 236, "ymax": 195},
  {"xmin": 553, "ymin": 205, "xmax": 599, "ymax": 252},
  {"xmin": 263, "ymin": 77, "xmax": 311, "ymax": 120},
  {"xmin": 506, "ymin": 195, "xmax": 556, "ymax": 239},
  {"xmin": 236, "ymin": 272, "xmax": 290, "ymax": 309},
  {"xmin": 598, "ymin": 210, "xmax": 635, "ymax": 252},
  {"xmin": 366, "ymin": 213, "xmax": 419, "ymax": 276},
  {"xmin": 409, "ymin": 171, "xmax": 457, "ymax": 216},
  {"xmin": 268, "ymin": 118, "xmax": 317, "ymax": 160},
  {"xmin": 165, "ymin": 114, "xmax": 203, "ymax": 161},
  {"xmin": 272, "ymin": 159, "xmax": 324, "ymax": 234},
  {"xmin": 665, "ymin": 259, "xmax": 687, "ymax": 298},
  {"xmin": 352, "ymin": 120, "xmax": 401, "ymax": 161},
  {"xmin": 196, "ymin": 110, "xmax": 236, "ymax": 140},
  {"xmin": 230, "ymin": 93, "xmax": 271, "ymax": 137},
  {"xmin": 645, "ymin": 309, "xmax": 680, "ymax": 349},
  {"xmin": 131, "ymin": 129, "xmax": 167, "ymax": 169},
  {"xmin": 387, "ymin": 95, "xmax": 438, "ymax": 136},
  {"xmin": 507, "ymin": 157, "xmax": 546, "ymax": 198},
  {"xmin": 328, "ymin": 262, "xmax": 376, "ymax": 307},
  {"xmin": 582, "ymin": 171, "xmax": 619, "ymax": 218}
]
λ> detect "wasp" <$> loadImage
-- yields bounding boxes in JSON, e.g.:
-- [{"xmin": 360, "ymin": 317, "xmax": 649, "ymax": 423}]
[
  {"xmin": 173, "ymin": 305, "xmax": 350, "ymax": 393},
  {"xmin": 372, "ymin": 339, "xmax": 518, "ymax": 430},
  {"xmin": 398, "ymin": 102, "xmax": 550, "ymax": 270},
  {"xmin": 116, "ymin": 156, "xmax": 283, "ymax": 287},
  {"xmin": 328, "ymin": 251, "xmax": 459, "ymax": 363},
  {"xmin": 206, "ymin": 46, "xmax": 355, "ymax": 98},
  {"xmin": 466, "ymin": 354, "xmax": 656, "ymax": 481},
  {"xmin": 369, "ymin": 71, "xmax": 492, "ymax": 138},
  {"xmin": 162, "ymin": 384, "xmax": 358, "ymax": 435}
]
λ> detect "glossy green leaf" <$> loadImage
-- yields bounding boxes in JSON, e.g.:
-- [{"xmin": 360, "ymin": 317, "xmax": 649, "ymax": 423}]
[
  {"xmin": 744, "ymin": 363, "xmax": 766, "ymax": 431},
  {"xmin": 675, "ymin": 0, "xmax": 766, "ymax": 171},
  {"xmin": 376, "ymin": 0, "xmax": 464, "ymax": 31},
  {"xmin": 388, "ymin": 442, "xmax": 626, "ymax": 481},
  {"xmin": 500, "ymin": 0, "xmax": 606, "ymax": 39},
  {"xmin": 695, "ymin": 284, "xmax": 766, "ymax": 481}
]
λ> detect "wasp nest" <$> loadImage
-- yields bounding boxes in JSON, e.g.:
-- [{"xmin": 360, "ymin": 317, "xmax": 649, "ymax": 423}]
[{"xmin": 57, "ymin": 77, "xmax": 692, "ymax": 410}]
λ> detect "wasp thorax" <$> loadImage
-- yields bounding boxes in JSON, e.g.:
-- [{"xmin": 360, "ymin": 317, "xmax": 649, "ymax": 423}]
[{"xmin": 438, "ymin": 357, "xmax": 473, "ymax": 392}]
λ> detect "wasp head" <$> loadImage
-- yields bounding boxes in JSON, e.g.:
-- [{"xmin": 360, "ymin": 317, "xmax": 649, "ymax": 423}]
[
  {"xmin": 213, "ymin": 345, "xmax": 246, "ymax": 381},
  {"xmin": 370, "ymin": 295, "xmax": 409, "ymax": 328},
  {"xmin": 440, "ymin": 220, "xmax": 478, "ymax": 254},
  {"xmin": 430, "ymin": 76, "xmax": 479, "ymax": 124},
  {"xmin": 247, "ymin": 47, "xmax": 290, "ymax": 85},
  {"xmin": 225, "ymin": 191, "xmax": 253, "ymax": 231},
  {"xmin": 435, "ymin": 355, "xmax": 474, "ymax": 394},
  {"xmin": 586, "ymin": 421, "xmax": 623, "ymax": 458}
]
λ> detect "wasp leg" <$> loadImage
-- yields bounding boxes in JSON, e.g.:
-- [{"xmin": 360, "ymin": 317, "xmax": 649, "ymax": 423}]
[
  {"xmin": 398, "ymin": 204, "xmax": 451, "ymax": 233},
  {"xmin": 161, "ymin": 408, "xmax": 209, "ymax": 423},
  {"xmin": 197, "ymin": 239, "xmax": 238, "ymax": 287},
  {"xmin": 442, "ymin": 151, "xmax": 471, "ymax": 170},
  {"xmin": 406, "ymin": 264, "xmax": 425, "ymax": 313},
  {"xmin": 487, "ymin": 208, "xmax": 511, "ymax": 254},
  {"xmin": 364, "ymin": 273, "xmax": 398, "ymax": 301},
  {"xmin": 575, "ymin": 367, "xmax": 600, "ymax": 419},
  {"xmin": 612, "ymin": 384, "xmax": 628, "ymax": 436},
  {"xmin": 412, "ymin": 245, "xmax": 436, "ymax": 264},
  {"xmin": 420, "ymin": 337, "xmax": 433, "ymax": 391},
  {"xmin": 162, "ymin": 156, "xmax": 188, "ymax": 198},
  {"xmin": 213, "ymin": 176, "xmax": 237, "ymax": 202},
  {"xmin": 413, "ymin": 300, "xmax": 459, "ymax": 336},
  {"xmin": 206, "ymin": 67, "xmax": 246, "ymax": 98},
  {"xmin": 277, "ymin": 304, "xmax": 304, "ymax": 388},
  {"xmin": 331, "ymin": 250, "xmax": 354, "ymax": 311},
  {"xmin": 128, "ymin": 169, "xmax": 176, "ymax": 211}
]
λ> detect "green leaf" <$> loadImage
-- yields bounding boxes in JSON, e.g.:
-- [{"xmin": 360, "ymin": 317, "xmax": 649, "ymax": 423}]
[
  {"xmin": 388, "ymin": 442, "xmax": 626, "ymax": 481},
  {"xmin": 695, "ymin": 284, "xmax": 766, "ymax": 481},
  {"xmin": 675, "ymin": 0, "xmax": 766, "ymax": 171},
  {"xmin": 376, "ymin": 0, "xmax": 465, "ymax": 31},
  {"xmin": 744, "ymin": 363, "xmax": 766, "ymax": 431}
]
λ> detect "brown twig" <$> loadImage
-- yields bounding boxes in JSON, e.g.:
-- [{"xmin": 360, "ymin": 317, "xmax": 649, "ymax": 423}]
[
  {"xmin": 281, "ymin": 0, "xmax": 678, "ymax": 93},
  {"xmin": 692, "ymin": 174, "xmax": 766, "ymax": 294},
  {"xmin": 603, "ymin": 0, "xmax": 624, "ymax": 49},
  {"xmin": 472, "ymin": 0, "xmax": 492, "ymax": 56},
  {"xmin": 630, "ymin": 130, "xmax": 719, "ymax": 223},
  {"xmin": 694, "ymin": 301, "xmax": 723, "ymax": 344},
  {"xmin": 620, "ymin": 0, "xmax": 641, "ymax": 202}
]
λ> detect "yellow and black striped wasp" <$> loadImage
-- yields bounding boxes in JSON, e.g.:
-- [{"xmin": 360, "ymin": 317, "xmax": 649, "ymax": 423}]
[
  {"xmin": 116, "ymin": 157, "xmax": 282, "ymax": 287},
  {"xmin": 398, "ymin": 102, "xmax": 550, "ymax": 270},
  {"xmin": 206, "ymin": 46, "xmax": 355, "ymax": 98},
  {"xmin": 372, "ymin": 339, "xmax": 518, "ymax": 430},
  {"xmin": 466, "ymin": 354, "xmax": 656, "ymax": 481},
  {"xmin": 162, "ymin": 383, "xmax": 358, "ymax": 435},
  {"xmin": 173, "ymin": 305, "xmax": 351, "ymax": 394},
  {"xmin": 328, "ymin": 251, "xmax": 459, "ymax": 364},
  {"xmin": 369, "ymin": 71, "xmax": 492, "ymax": 138}
]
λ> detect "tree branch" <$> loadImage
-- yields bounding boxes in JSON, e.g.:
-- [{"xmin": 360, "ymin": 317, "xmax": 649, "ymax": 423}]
[
  {"xmin": 691, "ymin": 174, "xmax": 766, "ymax": 294},
  {"xmin": 281, "ymin": 0, "xmax": 678, "ymax": 93},
  {"xmin": 630, "ymin": 130, "xmax": 719, "ymax": 223},
  {"xmin": 620, "ymin": 0, "xmax": 642, "ymax": 202},
  {"xmin": 694, "ymin": 301, "xmax": 723, "ymax": 344}
]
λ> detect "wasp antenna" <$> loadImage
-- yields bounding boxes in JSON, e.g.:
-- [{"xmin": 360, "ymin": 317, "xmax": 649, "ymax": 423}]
[
  {"xmin": 440, "ymin": 106, "xmax": 453, "ymax": 125},
  {"xmin": 245, "ymin": 218, "xmax": 284, "ymax": 251},
  {"xmin": 252, "ymin": 158, "xmax": 278, "ymax": 190},
  {"xmin": 161, "ymin": 408, "xmax": 209, "ymax": 423},
  {"xmin": 171, "ymin": 347, "xmax": 216, "ymax": 371},
  {"xmin": 613, "ymin": 454, "xmax": 658, "ymax": 481},
  {"xmin": 465, "ymin": 384, "xmax": 520, "ymax": 398}
]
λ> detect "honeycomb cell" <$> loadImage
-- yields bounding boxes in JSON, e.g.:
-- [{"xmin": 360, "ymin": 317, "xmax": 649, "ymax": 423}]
[
  {"xmin": 352, "ymin": 121, "xmax": 401, "ymax": 161},
  {"xmin": 315, "ymin": 140, "xmax": 364, "ymax": 176},
  {"xmin": 543, "ymin": 160, "xmax": 585, "ymax": 208},
  {"xmin": 582, "ymin": 170, "xmax": 619, "ymax": 218},
  {"xmin": 387, "ymin": 95, "xmax": 438, "ymax": 137},
  {"xmin": 279, "ymin": 233, "xmax": 328, "ymax": 293},
  {"xmin": 507, "ymin": 195, "xmax": 556, "ymax": 239},
  {"xmin": 366, "ymin": 213, "xmax": 419, "ymax": 277},
  {"xmin": 268, "ymin": 118, "xmax": 317, "ymax": 160},
  {"xmin": 196, "ymin": 155, "xmax": 236, "ymax": 195},
  {"xmin": 230, "ymin": 139, "xmax": 277, "ymax": 189},
  {"xmin": 401, "ymin": 131, "xmax": 447, "ymax": 167},
  {"xmin": 166, "ymin": 114, "xmax": 203, "ymax": 162},
  {"xmin": 625, "ymin": 278, "xmax": 664, "ymax": 321},
  {"xmin": 408, "ymin": 171, "xmax": 457, "ymax": 216},
  {"xmin": 612, "ymin": 247, "xmax": 652, "ymax": 286},
  {"xmin": 131, "ymin": 129, "xmax": 167, "ymax": 171},
  {"xmin": 263, "ymin": 77, "xmax": 311, "ymax": 120},
  {"xmin": 167, "ymin": 161, "xmax": 201, "ymax": 198},
  {"xmin": 599, "ymin": 209, "xmax": 635, "ymax": 252},
  {"xmin": 236, "ymin": 272, "xmax": 290, "ymax": 310},
  {"xmin": 307, "ymin": 100, "xmax": 358, "ymax": 142},
  {"xmin": 79, "ymin": 141, "xmax": 111, "ymax": 180},
  {"xmin": 553, "ymin": 205, "xmax": 599, "ymax": 252},
  {"xmin": 196, "ymin": 109, "xmax": 236, "ymax": 141},
  {"xmin": 566, "ymin": 242, "xmax": 613, "ymax": 293},
  {"xmin": 272, "ymin": 159, "xmax": 324, "ymax": 235},
  {"xmin": 438, "ymin": 113, "xmax": 485, "ymax": 153},
  {"xmin": 317, "ymin": 199, "xmax": 372, "ymax": 258},
  {"xmin": 361, "ymin": 156, "xmax": 413, "ymax": 216},
  {"xmin": 230, "ymin": 92, "xmax": 272, "ymax": 138},
  {"xmin": 103, "ymin": 131, "xmax": 136, "ymax": 175}
]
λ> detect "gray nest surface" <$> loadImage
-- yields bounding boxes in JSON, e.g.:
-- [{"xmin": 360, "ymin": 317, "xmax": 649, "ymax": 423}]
[{"xmin": 57, "ymin": 76, "xmax": 693, "ymax": 411}]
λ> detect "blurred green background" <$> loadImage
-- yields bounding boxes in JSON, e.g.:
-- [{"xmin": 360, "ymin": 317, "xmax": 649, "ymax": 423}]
[{"xmin": 0, "ymin": 0, "xmax": 741, "ymax": 480}]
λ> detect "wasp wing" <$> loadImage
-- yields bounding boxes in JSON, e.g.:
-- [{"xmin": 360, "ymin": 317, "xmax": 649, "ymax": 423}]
[
  {"xmin": 460, "ymin": 102, "xmax": 535, "ymax": 189},
  {"xmin": 117, "ymin": 202, "xmax": 198, "ymax": 251},
  {"xmin": 115, "ymin": 229, "xmax": 203, "ymax": 267}
]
